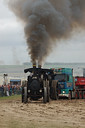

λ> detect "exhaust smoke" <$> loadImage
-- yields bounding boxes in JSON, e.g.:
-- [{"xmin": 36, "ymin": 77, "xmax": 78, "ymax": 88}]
[{"xmin": 7, "ymin": 0, "xmax": 85, "ymax": 65}]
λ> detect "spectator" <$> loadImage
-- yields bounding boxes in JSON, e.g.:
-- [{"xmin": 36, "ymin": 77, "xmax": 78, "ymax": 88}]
[
  {"xmin": 6, "ymin": 85, "xmax": 9, "ymax": 96},
  {"xmin": 9, "ymin": 86, "xmax": 12, "ymax": 96},
  {"xmin": 4, "ymin": 85, "xmax": 7, "ymax": 96},
  {"xmin": 0, "ymin": 84, "xmax": 22, "ymax": 97},
  {"xmin": 1, "ymin": 85, "xmax": 4, "ymax": 97}
]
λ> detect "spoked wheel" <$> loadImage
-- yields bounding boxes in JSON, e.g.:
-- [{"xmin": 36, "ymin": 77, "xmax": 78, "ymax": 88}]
[
  {"xmin": 23, "ymin": 87, "xmax": 28, "ymax": 103},
  {"xmin": 43, "ymin": 86, "xmax": 47, "ymax": 103},
  {"xmin": 47, "ymin": 86, "xmax": 50, "ymax": 102},
  {"xmin": 53, "ymin": 84, "xmax": 57, "ymax": 100},
  {"xmin": 46, "ymin": 81, "xmax": 50, "ymax": 102},
  {"xmin": 47, "ymin": 81, "xmax": 50, "ymax": 102}
]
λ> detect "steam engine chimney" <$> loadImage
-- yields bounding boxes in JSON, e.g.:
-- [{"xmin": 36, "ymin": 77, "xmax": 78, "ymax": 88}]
[
  {"xmin": 33, "ymin": 62, "xmax": 36, "ymax": 75},
  {"xmin": 38, "ymin": 65, "xmax": 41, "ymax": 68},
  {"xmin": 33, "ymin": 62, "xmax": 36, "ymax": 68}
]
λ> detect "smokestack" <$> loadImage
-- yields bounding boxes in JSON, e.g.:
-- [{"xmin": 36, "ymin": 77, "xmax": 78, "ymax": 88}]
[
  {"xmin": 33, "ymin": 63, "xmax": 36, "ymax": 68},
  {"xmin": 32, "ymin": 62, "xmax": 36, "ymax": 75},
  {"xmin": 38, "ymin": 65, "xmax": 41, "ymax": 69}
]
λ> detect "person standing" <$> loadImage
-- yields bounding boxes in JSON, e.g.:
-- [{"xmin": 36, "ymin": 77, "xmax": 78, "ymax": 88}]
[
  {"xmin": 1, "ymin": 85, "xmax": 4, "ymax": 97},
  {"xmin": 6, "ymin": 85, "xmax": 9, "ymax": 96}
]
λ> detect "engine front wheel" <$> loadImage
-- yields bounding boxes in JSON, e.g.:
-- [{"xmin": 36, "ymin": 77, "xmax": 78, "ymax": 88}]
[
  {"xmin": 23, "ymin": 87, "xmax": 28, "ymax": 103},
  {"xmin": 22, "ymin": 87, "xmax": 24, "ymax": 103},
  {"xmin": 43, "ymin": 87, "xmax": 47, "ymax": 103}
]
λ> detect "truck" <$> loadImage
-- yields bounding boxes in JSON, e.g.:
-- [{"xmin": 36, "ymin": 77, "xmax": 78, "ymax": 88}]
[
  {"xmin": 51, "ymin": 68, "xmax": 85, "ymax": 99},
  {"xmin": 50, "ymin": 68, "xmax": 74, "ymax": 99}
]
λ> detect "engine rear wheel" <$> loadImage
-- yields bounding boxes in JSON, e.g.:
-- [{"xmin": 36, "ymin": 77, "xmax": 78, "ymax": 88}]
[
  {"xmin": 53, "ymin": 85, "xmax": 57, "ymax": 100},
  {"xmin": 43, "ymin": 87, "xmax": 47, "ymax": 103},
  {"xmin": 46, "ymin": 81, "xmax": 50, "ymax": 102},
  {"xmin": 52, "ymin": 80, "xmax": 58, "ymax": 100}
]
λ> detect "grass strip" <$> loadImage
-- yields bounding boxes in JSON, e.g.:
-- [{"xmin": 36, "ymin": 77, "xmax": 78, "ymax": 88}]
[{"xmin": 0, "ymin": 95, "xmax": 21, "ymax": 100}]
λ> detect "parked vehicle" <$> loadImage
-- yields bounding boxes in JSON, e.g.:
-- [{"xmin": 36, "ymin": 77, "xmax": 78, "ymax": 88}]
[
  {"xmin": 51, "ymin": 68, "xmax": 85, "ymax": 99},
  {"xmin": 50, "ymin": 68, "xmax": 74, "ymax": 99},
  {"xmin": 75, "ymin": 76, "xmax": 85, "ymax": 99}
]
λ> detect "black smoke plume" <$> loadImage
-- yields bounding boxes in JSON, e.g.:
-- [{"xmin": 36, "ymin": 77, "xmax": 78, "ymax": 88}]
[{"xmin": 7, "ymin": 0, "xmax": 85, "ymax": 65}]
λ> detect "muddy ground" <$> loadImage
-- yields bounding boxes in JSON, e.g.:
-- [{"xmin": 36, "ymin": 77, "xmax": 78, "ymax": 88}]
[{"xmin": 0, "ymin": 96, "xmax": 85, "ymax": 128}]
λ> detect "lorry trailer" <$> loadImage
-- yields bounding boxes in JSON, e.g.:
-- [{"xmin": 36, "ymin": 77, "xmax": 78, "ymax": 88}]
[{"xmin": 75, "ymin": 76, "xmax": 85, "ymax": 99}]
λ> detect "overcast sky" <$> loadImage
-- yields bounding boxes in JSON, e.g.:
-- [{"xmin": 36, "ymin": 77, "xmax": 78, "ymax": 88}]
[{"xmin": 0, "ymin": 0, "xmax": 85, "ymax": 65}]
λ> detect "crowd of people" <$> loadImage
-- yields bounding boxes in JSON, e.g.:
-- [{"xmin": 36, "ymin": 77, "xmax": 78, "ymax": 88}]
[{"xmin": 0, "ymin": 84, "xmax": 22, "ymax": 97}]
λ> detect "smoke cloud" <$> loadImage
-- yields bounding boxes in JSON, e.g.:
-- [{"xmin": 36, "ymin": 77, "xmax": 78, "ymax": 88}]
[{"xmin": 7, "ymin": 0, "xmax": 85, "ymax": 65}]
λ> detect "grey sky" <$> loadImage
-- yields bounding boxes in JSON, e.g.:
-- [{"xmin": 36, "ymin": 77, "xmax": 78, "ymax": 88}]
[{"xmin": 0, "ymin": 0, "xmax": 85, "ymax": 65}]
